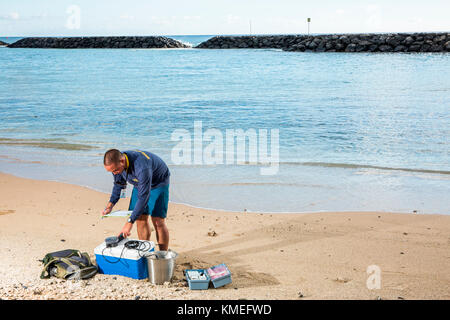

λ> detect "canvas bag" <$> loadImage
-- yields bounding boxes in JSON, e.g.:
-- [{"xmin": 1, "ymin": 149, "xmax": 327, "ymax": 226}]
[{"xmin": 40, "ymin": 249, "xmax": 98, "ymax": 280}]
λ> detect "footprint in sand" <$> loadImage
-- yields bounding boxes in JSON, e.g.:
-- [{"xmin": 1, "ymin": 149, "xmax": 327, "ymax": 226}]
[{"xmin": 0, "ymin": 209, "xmax": 15, "ymax": 216}]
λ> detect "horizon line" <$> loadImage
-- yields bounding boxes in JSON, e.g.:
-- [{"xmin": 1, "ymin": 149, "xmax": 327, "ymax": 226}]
[{"xmin": 2, "ymin": 30, "xmax": 450, "ymax": 38}]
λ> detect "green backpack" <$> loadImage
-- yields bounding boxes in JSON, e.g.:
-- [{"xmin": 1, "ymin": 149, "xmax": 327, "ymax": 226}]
[{"xmin": 40, "ymin": 249, "xmax": 98, "ymax": 280}]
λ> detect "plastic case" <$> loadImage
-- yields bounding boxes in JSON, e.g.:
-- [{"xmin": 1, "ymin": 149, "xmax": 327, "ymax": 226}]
[
  {"xmin": 206, "ymin": 263, "xmax": 232, "ymax": 288},
  {"xmin": 94, "ymin": 239, "xmax": 155, "ymax": 280},
  {"xmin": 185, "ymin": 269, "xmax": 210, "ymax": 290}
]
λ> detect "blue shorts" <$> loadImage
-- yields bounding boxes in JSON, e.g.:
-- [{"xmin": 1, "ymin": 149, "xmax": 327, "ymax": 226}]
[{"xmin": 128, "ymin": 184, "xmax": 169, "ymax": 219}]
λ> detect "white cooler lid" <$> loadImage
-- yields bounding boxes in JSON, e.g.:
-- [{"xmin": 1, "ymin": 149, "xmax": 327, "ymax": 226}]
[{"xmin": 94, "ymin": 238, "xmax": 155, "ymax": 261}]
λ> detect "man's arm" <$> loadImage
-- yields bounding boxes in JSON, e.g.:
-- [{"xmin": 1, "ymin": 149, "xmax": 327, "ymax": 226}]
[
  {"xmin": 129, "ymin": 168, "xmax": 152, "ymax": 223},
  {"xmin": 103, "ymin": 173, "xmax": 127, "ymax": 215},
  {"xmin": 110, "ymin": 173, "xmax": 127, "ymax": 204}
]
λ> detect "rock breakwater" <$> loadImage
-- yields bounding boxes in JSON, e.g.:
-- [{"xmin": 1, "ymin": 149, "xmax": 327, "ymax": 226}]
[
  {"xmin": 196, "ymin": 33, "xmax": 450, "ymax": 53},
  {"xmin": 8, "ymin": 36, "xmax": 190, "ymax": 49}
]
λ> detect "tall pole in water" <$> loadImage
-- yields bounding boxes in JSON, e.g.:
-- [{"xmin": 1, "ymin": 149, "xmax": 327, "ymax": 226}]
[{"xmin": 307, "ymin": 17, "xmax": 311, "ymax": 35}]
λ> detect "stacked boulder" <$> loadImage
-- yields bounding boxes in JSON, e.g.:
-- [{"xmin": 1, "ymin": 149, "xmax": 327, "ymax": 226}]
[
  {"xmin": 196, "ymin": 33, "xmax": 450, "ymax": 53},
  {"xmin": 0, "ymin": 40, "xmax": 8, "ymax": 46},
  {"xmin": 8, "ymin": 36, "xmax": 190, "ymax": 49},
  {"xmin": 196, "ymin": 35, "xmax": 300, "ymax": 49}
]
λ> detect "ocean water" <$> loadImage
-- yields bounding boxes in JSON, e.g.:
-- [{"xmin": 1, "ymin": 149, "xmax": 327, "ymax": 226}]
[{"xmin": 0, "ymin": 35, "xmax": 449, "ymax": 214}]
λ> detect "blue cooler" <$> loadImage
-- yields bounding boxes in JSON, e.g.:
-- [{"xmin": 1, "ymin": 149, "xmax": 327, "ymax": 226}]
[
  {"xmin": 207, "ymin": 263, "xmax": 232, "ymax": 288},
  {"xmin": 94, "ymin": 239, "xmax": 155, "ymax": 280}
]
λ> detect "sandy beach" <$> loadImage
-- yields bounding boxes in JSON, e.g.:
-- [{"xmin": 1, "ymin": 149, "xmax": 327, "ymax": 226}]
[{"xmin": 0, "ymin": 171, "xmax": 449, "ymax": 300}]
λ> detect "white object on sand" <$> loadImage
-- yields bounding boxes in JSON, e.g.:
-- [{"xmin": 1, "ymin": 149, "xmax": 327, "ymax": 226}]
[{"xmin": 102, "ymin": 210, "xmax": 132, "ymax": 218}]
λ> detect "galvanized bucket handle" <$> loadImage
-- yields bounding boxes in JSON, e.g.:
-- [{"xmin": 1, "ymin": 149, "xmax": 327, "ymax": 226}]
[
  {"xmin": 144, "ymin": 252, "xmax": 158, "ymax": 259},
  {"xmin": 168, "ymin": 249, "xmax": 178, "ymax": 259}
]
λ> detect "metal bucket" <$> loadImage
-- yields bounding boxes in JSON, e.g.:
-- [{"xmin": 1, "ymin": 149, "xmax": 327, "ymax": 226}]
[{"xmin": 145, "ymin": 250, "xmax": 178, "ymax": 285}]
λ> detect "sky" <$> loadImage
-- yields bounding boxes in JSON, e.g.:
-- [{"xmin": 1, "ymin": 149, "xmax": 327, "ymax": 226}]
[{"xmin": 0, "ymin": 0, "xmax": 449, "ymax": 36}]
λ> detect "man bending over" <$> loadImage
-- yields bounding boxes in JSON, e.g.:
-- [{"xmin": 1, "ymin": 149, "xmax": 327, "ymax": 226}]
[{"xmin": 102, "ymin": 149, "xmax": 170, "ymax": 251}]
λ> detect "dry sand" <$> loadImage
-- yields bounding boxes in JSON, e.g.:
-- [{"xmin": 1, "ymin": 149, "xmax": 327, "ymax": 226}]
[{"xmin": 0, "ymin": 172, "xmax": 449, "ymax": 300}]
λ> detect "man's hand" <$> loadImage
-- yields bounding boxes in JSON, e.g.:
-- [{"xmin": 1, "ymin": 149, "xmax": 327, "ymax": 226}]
[
  {"xmin": 120, "ymin": 222, "xmax": 133, "ymax": 238},
  {"xmin": 102, "ymin": 202, "xmax": 114, "ymax": 216}
]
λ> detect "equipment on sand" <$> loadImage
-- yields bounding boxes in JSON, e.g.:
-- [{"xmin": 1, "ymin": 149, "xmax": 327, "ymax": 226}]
[
  {"xmin": 184, "ymin": 263, "xmax": 232, "ymax": 290},
  {"xmin": 185, "ymin": 269, "xmax": 211, "ymax": 290},
  {"xmin": 105, "ymin": 233, "xmax": 125, "ymax": 248},
  {"xmin": 146, "ymin": 250, "xmax": 178, "ymax": 285},
  {"xmin": 40, "ymin": 249, "xmax": 98, "ymax": 280},
  {"xmin": 94, "ymin": 238, "xmax": 155, "ymax": 279}
]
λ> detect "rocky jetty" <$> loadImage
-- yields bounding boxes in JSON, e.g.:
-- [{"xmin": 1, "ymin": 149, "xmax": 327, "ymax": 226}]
[
  {"xmin": 196, "ymin": 33, "xmax": 450, "ymax": 53},
  {"xmin": 7, "ymin": 36, "xmax": 190, "ymax": 49},
  {"xmin": 0, "ymin": 40, "xmax": 8, "ymax": 46}
]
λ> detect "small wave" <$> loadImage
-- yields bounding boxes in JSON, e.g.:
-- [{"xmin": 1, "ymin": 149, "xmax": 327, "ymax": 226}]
[
  {"xmin": 173, "ymin": 181, "xmax": 335, "ymax": 188},
  {"xmin": 0, "ymin": 137, "xmax": 97, "ymax": 151},
  {"xmin": 230, "ymin": 182, "xmax": 298, "ymax": 186},
  {"xmin": 0, "ymin": 156, "xmax": 43, "ymax": 165},
  {"xmin": 178, "ymin": 40, "xmax": 193, "ymax": 47},
  {"xmin": 282, "ymin": 161, "xmax": 450, "ymax": 175},
  {"xmin": 0, "ymin": 153, "xmax": 104, "ymax": 167},
  {"xmin": 170, "ymin": 161, "xmax": 449, "ymax": 175},
  {"xmin": 229, "ymin": 182, "xmax": 329, "ymax": 188}
]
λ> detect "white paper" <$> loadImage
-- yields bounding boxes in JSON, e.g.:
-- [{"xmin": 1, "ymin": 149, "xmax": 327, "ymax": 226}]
[{"xmin": 102, "ymin": 210, "xmax": 132, "ymax": 218}]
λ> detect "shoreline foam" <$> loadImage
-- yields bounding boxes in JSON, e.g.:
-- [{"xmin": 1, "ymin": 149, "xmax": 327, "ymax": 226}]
[{"xmin": 0, "ymin": 170, "xmax": 446, "ymax": 216}]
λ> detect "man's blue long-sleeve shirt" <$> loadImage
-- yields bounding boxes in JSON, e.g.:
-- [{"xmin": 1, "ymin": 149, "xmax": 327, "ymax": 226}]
[{"xmin": 109, "ymin": 150, "xmax": 170, "ymax": 223}]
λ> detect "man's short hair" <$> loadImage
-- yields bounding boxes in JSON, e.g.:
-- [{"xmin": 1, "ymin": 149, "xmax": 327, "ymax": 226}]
[{"xmin": 104, "ymin": 149, "xmax": 122, "ymax": 165}]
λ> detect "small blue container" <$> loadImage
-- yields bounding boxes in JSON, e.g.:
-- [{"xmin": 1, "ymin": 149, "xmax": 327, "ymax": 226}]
[
  {"xmin": 185, "ymin": 269, "xmax": 210, "ymax": 290},
  {"xmin": 207, "ymin": 263, "xmax": 232, "ymax": 288}
]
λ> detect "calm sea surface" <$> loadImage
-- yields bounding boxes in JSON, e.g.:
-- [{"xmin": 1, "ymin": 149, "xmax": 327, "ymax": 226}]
[{"xmin": 1, "ymin": 35, "xmax": 449, "ymax": 214}]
